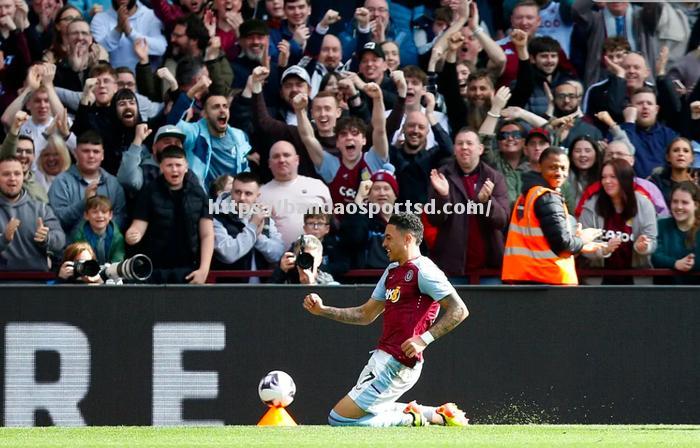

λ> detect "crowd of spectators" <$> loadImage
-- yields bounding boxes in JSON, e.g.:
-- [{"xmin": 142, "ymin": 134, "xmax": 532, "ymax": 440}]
[{"xmin": 2, "ymin": 0, "xmax": 700, "ymax": 285}]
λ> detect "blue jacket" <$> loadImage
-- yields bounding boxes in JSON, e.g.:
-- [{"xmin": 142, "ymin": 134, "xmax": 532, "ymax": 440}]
[
  {"xmin": 337, "ymin": 5, "xmax": 418, "ymax": 66},
  {"xmin": 269, "ymin": 20, "xmax": 307, "ymax": 67},
  {"xmin": 620, "ymin": 122, "xmax": 678, "ymax": 179},
  {"xmin": 174, "ymin": 100, "xmax": 251, "ymax": 190},
  {"xmin": 48, "ymin": 166, "xmax": 127, "ymax": 235}
]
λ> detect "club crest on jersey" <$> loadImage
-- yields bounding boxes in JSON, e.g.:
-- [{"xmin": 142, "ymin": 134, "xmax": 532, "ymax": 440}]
[
  {"xmin": 404, "ymin": 270, "xmax": 414, "ymax": 282},
  {"xmin": 386, "ymin": 286, "xmax": 401, "ymax": 303}
]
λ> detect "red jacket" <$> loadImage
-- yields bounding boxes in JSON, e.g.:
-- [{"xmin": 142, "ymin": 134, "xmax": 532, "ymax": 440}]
[{"xmin": 574, "ymin": 180, "xmax": 654, "ymax": 218}]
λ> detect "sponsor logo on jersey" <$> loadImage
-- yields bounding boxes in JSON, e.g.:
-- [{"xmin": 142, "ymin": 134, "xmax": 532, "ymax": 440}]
[
  {"xmin": 339, "ymin": 186, "xmax": 357, "ymax": 199},
  {"xmin": 386, "ymin": 286, "xmax": 401, "ymax": 303},
  {"xmin": 602, "ymin": 230, "xmax": 634, "ymax": 243}
]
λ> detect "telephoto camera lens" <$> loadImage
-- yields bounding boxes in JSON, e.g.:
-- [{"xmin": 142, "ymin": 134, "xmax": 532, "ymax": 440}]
[{"xmin": 102, "ymin": 254, "xmax": 153, "ymax": 282}]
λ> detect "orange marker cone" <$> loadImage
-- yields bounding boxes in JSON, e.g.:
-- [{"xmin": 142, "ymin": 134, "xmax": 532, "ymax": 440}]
[{"xmin": 257, "ymin": 406, "xmax": 298, "ymax": 426}]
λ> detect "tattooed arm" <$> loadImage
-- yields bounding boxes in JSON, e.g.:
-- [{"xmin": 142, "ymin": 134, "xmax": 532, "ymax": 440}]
[
  {"xmin": 428, "ymin": 292, "xmax": 469, "ymax": 339},
  {"xmin": 401, "ymin": 292, "xmax": 468, "ymax": 358},
  {"xmin": 303, "ymin": 294, "xmax": 385, "ymax": 326}
]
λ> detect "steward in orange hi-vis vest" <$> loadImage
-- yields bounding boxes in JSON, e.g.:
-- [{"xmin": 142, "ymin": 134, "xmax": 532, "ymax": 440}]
[{"xmin": 502, "ymin": 186, "xmax": 578, "ymax": 285}]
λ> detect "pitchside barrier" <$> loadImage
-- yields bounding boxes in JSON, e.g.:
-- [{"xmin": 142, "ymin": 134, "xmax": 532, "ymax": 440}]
[
  {"xmin": 1, "ymin": 268, "xmax": 700, "ymax": 284},
  {"xmin": 0, "ymin": 285, "xmax": 699, "ymax": 427}
]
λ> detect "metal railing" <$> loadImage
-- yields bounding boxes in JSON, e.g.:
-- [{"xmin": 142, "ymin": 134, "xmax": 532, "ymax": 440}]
[{"xmin": 1, "ymin": 269, "xmax": 699, "ymax": 284}]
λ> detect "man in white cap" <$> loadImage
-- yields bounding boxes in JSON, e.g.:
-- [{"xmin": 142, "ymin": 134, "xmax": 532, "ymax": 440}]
[
  {"xmin": 117, "ymin": 124, "xmax": 187, "ymax": 194},
  {"xmin": 279, "ymin": 65, "xmax": 312, "ymax": 125}
]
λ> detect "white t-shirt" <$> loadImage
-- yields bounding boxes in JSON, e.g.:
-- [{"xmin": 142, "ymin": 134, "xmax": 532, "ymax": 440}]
[
  {"xmin": 537, "ymin": 1, "xmax": 573, "ymax": 56},
  {"xmin": 259, "ymin": 175, "xmax": 333, "ymax": 247}
]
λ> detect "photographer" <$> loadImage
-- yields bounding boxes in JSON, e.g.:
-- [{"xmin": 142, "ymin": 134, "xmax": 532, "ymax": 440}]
[
  {"xmin": 57, "ymin": 242, "xmax": 103, "ymax": 284},
  {"xmin": 271, "ymin": 234, "xmax": 338, "ymax": 285},
  {"xmin": 57, "ymin": 241, "xmax": 153, "ymax": 284}
]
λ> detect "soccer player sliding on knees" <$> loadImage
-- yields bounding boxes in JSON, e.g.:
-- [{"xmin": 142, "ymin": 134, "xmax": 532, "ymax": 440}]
[{"xmin": 303, "ymin": 213, "xmax": 469, "ymax": 427}]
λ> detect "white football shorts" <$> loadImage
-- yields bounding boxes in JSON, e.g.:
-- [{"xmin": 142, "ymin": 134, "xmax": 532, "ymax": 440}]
[{"xmin": 347, "ymin": 349, "xmax": 423, "ymax": 414}]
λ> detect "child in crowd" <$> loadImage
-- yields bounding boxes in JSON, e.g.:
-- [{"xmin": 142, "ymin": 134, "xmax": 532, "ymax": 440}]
[{"xmin": 70, "ymin": 195, "xmax": 125, "ymax": 265}]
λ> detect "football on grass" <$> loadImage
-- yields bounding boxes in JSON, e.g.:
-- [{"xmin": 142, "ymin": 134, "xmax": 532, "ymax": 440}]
[{"xmin": 258, "ymin": 370, "xmax": 296, "ymax": 408}]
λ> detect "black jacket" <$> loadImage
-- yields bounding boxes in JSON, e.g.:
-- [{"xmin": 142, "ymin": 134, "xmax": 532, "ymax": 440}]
[
  {"xmin": 584, "ymin": 74, "xmax": 680, "ymax": 133},
  {"xmin": 520, "ymin": 173, "xmax": 584, "ymax": 257},
  {"xmin": 390, "ymin": 123, "xmax": 453, "ymax": 204},
  {"xmin": 136, "ymin": 171, "xmax": 209, "ymax": 269},
  {"xmin": 648, "ymin": 167, "xmax": 677, "ymax": 209}
]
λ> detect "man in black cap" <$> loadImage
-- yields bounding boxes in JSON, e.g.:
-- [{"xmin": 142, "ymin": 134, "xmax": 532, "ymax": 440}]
[
  {"xmin": 354, "ymin": 41, "xmax": 398, "ymax": 110},
  {"xmin": 231, "ymin": 19, "xmax": 280, "ymax": 94}
]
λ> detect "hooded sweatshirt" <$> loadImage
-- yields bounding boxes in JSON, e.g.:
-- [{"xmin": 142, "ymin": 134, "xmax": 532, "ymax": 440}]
[
  {"xmin": 0, "ymin": 190, "xmax": 65, "ymax": 271},
  {"xmin": 48, "ymin": 165, "xmax": 127, "ymax": 235}
]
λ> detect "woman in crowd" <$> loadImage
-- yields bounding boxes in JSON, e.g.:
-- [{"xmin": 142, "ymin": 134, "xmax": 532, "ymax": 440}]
[
  {"xmin": 57, "ymin": 242, "xmax": 103, "ymax": 284},
  {"xmin": 579, "ymin": 159, "xmax": 658, "ymax": 284},
  {"xmin": 42, "ymin": 4, "xmax": 83, "ymax": 63},
  {"xmin": 649, "ymin": 137, "xmax": 696, "ymax": 209},
  {"xmin": 568, "ymin": 136, "xmax": 602, "ymax": 207},
  {"xmin": 35, "ymin": 135, "xmax": 72, "ymax": 192},
  {"xmin": 381, "ymin": 41, "xmax": 401, "ymax": 71},
  {"xmin": 318, "ymin": 72, "xmax": 347, "ymax": 111},
  {"xmin": 205, "ymin": 0, "xmax": 245, "ymax": 61},
  {"xmin": 652, "ymin": 182, "xmax": 700, "ymax": 284}
]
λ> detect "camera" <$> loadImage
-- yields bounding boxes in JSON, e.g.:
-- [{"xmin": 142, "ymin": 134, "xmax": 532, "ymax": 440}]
[
  {"xmin": 100, "ymin": 254, "xmax": 153, "ymax": 282},
  {"xmin": 295, "ymin": 236, "xmax": 315, "ymax": 270},
  {"xmin": 73, "ymin": 260, "xmax": 100, "ymax": 278}
]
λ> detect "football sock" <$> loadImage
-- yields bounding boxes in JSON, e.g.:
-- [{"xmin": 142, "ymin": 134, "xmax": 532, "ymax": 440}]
[
  {"xmin": 390, "ymin": 402, "xmax": 437, "ymax": 424},
  {"xmin": 328, "ymin": 409, "xmax": 413, "ymax": 427},
  {"xmin": 421, "ymin": 405, "xmax": 437, "ymax": 424}
]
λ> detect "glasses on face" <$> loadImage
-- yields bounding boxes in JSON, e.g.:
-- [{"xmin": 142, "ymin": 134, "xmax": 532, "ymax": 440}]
[
  {"xmin": 497, "ymin": 130, "xmax": 523, "ymax": 140},
  {"xmin": 304, "ymin": 222, "xmax": 328, "ymax": 229},
  {"xmin": 117, "ymin": 81, "xmax": 136, "ymax": 89},
  {"xmin": 554, "ymin": 93, "xmax": 580, "ymax": 101},
  {"xmin": 367, "ymin": 7, "xmax": 388, "ymax": 14}
]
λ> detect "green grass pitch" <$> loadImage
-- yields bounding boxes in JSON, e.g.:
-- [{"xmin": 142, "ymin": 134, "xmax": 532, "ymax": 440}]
[{"xmin": 0, "ymin": 425, "xmax": 699, "ymax": 447}]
